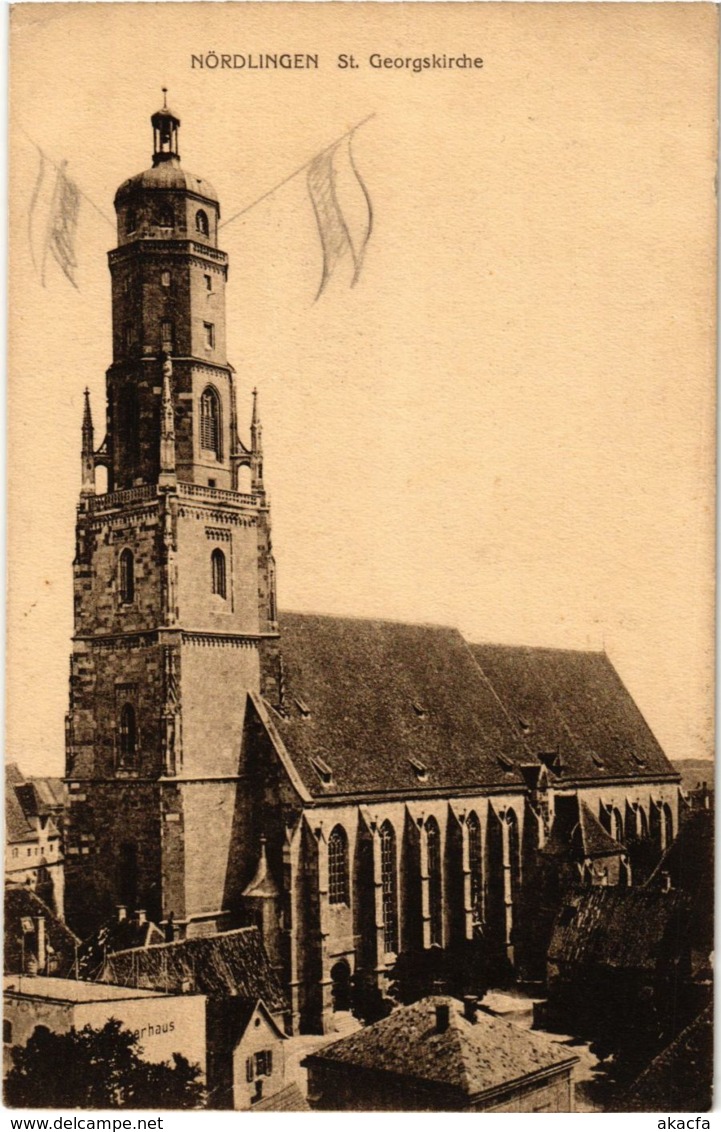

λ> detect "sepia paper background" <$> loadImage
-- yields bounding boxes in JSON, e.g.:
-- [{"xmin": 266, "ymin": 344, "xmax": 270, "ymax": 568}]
[{"xmin": 7, "ymin": 1, "xmax": 717, "ymax": 781}]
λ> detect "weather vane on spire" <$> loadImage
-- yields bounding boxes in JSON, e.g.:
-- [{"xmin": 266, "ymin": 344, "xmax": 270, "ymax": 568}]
[{"xmin": 162, "ymin": 87, "xmax": 168, "ymax": 109}]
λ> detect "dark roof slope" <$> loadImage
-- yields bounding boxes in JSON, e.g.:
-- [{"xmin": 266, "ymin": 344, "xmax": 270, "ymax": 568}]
[
  {"xmin": 271, "ymin": 614, "xmax": 528, "ymax": 797},
  {"xmin": 618, "ymin": 1005, "xmax": 713, "ymax": 1112},
  {"xmin": 303, "ymin": 997, "xmax": 577, "ymax": 1099},
  {"xmin": 6, "ymin": 764, "xmax": 36, "ymax": 844},
  {"xmin": 469, "ymin": 644, "xmax": 677, "ymax": 785},
  {"xmin": 100, "ymin": 927, "xmax": 287, "ymax": 1013},
  {"xmin": 76, "ymin": 914, "xmax": 166, "ymax": 980},
  {"xmin": 4, "ymin": 886, "xmax": 80, "ymax": 976},
  {"xmin": 548, "ymin": 887, "xmax": 690, "ymax": 972}
]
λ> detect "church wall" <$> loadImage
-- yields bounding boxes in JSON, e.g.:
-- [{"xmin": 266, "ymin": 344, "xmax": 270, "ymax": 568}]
[
  {"xmin": 75, "ymin": 506, "xmax": 161, "ymax": 637},
  {"xmin": 175, "ymin": 510, "xmax": 261, "ymax": 631},
  {"xmin": 572, "ymin": 781, "xmax": 679, "ymax": 848},
  {"xmin": 65, "ymin": 781, "xmax": 162, "ymax": 935},
  {"xmin": 179, "ymin": 780, "xmax": 245, "ymax": 926},
  {"xmin": 180, "ymin": 643, "xmax": 260, "ymax": 778}
]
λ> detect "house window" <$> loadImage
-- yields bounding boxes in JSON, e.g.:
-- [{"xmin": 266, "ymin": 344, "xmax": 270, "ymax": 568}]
[
  {"xmin": 467, "ymin": 810, "xmax": 482, "ymax": 922},
  {"xmin": 426, "ymin": 817, "xmax": 442, "ymax": 945},
  {"xmin": 119, "ymin": 548, "xmax": 135, "ymax": 604},
  {"xmin": 245, "ymin": 1057, "xmax": 254, "ymax": 1083},
  {"xmin": 211, "ymin": 548, "xmax": 227, "ymax": 599},
  {"xmin": 204, "ymin": 273, "xmax": 212, "ymax": 292},
  {"xmin": 195, "ymin": 209, "xmax": 209, "ymax": 236},
  {"xmin": 161, "ymin": 271, "xmax": 171, "ymax": 288},
  {"xmin": 161, "ymin": 319, "xmax": 174, "ymax": 353},
  {"xmin": 119, "ymin": 704, "xmax": 138, "ymax": 765},
  {"xmin": 4, "ymin": 1020, "xmax": 12, "ymax": 1044},
  {"xmin": 12, "ymin": 848, "xmax": 18, "ymax": 859},
  {"xmin": 255, "ymin": 1050, "xmax": 273, "ymax": 1077},
  {"xmin": 200, "ymin": 387, "xmax": 221, "ymax": 457},
  {"xmin": 203, "ymin": 322, "xmax": 215, "ymax": 350},
  {"xmin": 157, "ymin": 205, "xmax": 174, "ymax": 229},
  {"xmin": 380, "ymin": 821, "xmax": 398, "ymax": 953},
  {"xmin": 328, "ymin": 825, "xmax": 349, "ymax": 905}
]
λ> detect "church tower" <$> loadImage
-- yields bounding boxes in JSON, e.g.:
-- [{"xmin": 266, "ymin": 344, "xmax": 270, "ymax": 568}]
[{"xmin": 65, "ymin": 98, "xmax": 279, "ymax": 938}]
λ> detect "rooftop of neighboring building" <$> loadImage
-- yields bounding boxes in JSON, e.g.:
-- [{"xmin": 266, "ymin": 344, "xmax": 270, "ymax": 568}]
[
  {"xmin": 99, "ymin": 926, "xmax": 288, "ymax": 1014},
  {"xmin": 617, "ymin": 1004, "xmax": 713, "ymax": 1112},
  {"xmin": 547, "ymin": 886, "xmax": 691, "ymax": 973},
  {"xmin": 262, "ymin": 613, "xmax": 678, "ymax": 800},
  {"xmin": 3, "ymin": 975, "xmax": 167, "ymax": 1004},
  {"xmin": 76, "ymin": 908, "xmax": 166, "ymax": 980},
  {"xmin": 302, "ymin": 996, "xmax": 578, "ymax": 1100}
]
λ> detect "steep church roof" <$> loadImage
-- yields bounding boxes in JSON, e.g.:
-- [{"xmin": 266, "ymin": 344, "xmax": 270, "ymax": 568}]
[
  {"xmin": 264, "ymin": 614, "xmax": 678, "ymax": 800},
  {"xmin": 469, "ymin": 644, "xmax": 676, "ymax": 785},
  {"xmin": 269, "ymin": 613, "xmax": 528, "ymax": 798}
]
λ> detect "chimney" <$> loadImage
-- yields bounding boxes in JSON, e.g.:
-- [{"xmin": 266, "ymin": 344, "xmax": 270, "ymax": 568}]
[
  {"xmin": 136, "ymin": 909, "xmax": 146, "ymax": 925},
  {"xmin": 35, "ymin": 917, "xmax": 47, "ymax": 973},
  {"xmin": 435, "ymin": 1002, "xmax": 450, "ymax": 1034},
  {"xmin": 116, "ymin": 905, "xmax": 127, "ymax": 922},
  {"xmin": 463, "ymin": 995, "xmax": 478, "ymax": 1024}
]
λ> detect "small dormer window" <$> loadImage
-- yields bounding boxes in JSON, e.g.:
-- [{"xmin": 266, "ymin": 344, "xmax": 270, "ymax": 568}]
[
  {"xmin": 408, "ymin": 757, "xmax": 428, "ymax": 782},
  {"xmin": 310, "ymin": 755, "xmax": 333, "ymax": 786},
  {"xmin": 497, "ymin": 753, "xmax": 515, "ymax": 772},
  {"xmin": 195, "ymin": 209, "xmax": 209, "ymax": 237},
  {"xmin": 412, "ymin": 702, "xmax": 427, "ymax": 718},
  {"xmin": 294, "ymin": 696, "xmax": 311, "ymax": 718}
]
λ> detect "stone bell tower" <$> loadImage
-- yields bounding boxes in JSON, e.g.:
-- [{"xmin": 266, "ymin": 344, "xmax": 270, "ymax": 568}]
[{"xmin": 64, "ymin": 96, "xmax": 279, "ymax": 939}]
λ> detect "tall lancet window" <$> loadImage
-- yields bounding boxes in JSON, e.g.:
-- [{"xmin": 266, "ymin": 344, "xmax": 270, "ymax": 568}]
[
  {"xmin": 467, "ymin": 810, "xmax": 482, "ymax": 923},
  {"xmin": 200, "ymin": 387, "xmax": 221, "ymax": 458},
  {"xmin": 426, "ymin": 817, "xmax": 442, "ymax": 945},
  {"xmin": 211, "ymin": 548, "xmax": 227, "ymax": 600},
  {"xmin": 328, "ymin": 825, "xmax": 349, "ymax": 905},
  {"xmin": 119, "ymin": 548, "xmax": 135, "ymax": 604},
  {"xmin": 119, "ymin": 704, "xmax": 138, "ymax": 765},
  {"xmin": 380, "ymin": 821, "xmax": 398, "ymax": 953}
]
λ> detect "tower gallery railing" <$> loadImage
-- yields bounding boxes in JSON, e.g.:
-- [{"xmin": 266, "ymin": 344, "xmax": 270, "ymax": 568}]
[{"xmin": 88, "ymin": 481, "xmax": 257, "ymax": 511}]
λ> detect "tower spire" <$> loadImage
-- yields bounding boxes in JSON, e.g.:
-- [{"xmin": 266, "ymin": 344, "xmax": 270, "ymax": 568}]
[
  {"xmin": 81, "ymin": 388, "xmax": 95, "ymax": 496},
  {"xmin": 251, "ymin": 388, "xmax": 264, "ymax": 494},
  {"xmin": 158, "ymin": 355, "xmax": 176, "ymax": 486}
]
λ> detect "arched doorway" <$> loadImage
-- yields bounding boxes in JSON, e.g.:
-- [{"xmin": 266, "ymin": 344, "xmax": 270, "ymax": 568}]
[{"xmin": 330, "ymin": 959, "xmax": 352, "ymax": 1012}]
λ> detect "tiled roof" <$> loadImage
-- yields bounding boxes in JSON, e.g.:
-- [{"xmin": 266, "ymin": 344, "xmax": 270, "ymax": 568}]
[
  {"xmin": 270, "ymin": 614, "xmax": 528, "ymax": 798},
  {"xmin": 264, "ymin": 615, "xmax": 676, "ymax": 800},
  {"xmin": 543, "ymin": 796, "xmax": 623, "ymax": 860},
  {"xmin": 76, "ymin": 915, "xmax": 166, "ymax": 980},
  {"xmin": 618, "ymin": 1004, "xmax": 713, "ymax": 1112},
  {"xmin": 4, "ymin": 886, "xmax": 80, "ymax": 976},
  {"xmin": 547, "ymin": 887, "xmax": 691, "ymax": 972},
  {"xmin": 5, "ymin": 764, "xmax": 36, "ymax": 844},
  {"xmin": 252, "ymin": 1083, "xmax": 310, "ymax": 1111},
  {"xmin": 469, "ymin": 644, "xmax": 677, "ymax": 785},
  {"xmin": 302, "ymin": 997, "xmax": 577, "ymax": 1099},
  {"xmin": 100, "ymin": 927, "xmax": 287, "ymax": 1013}
]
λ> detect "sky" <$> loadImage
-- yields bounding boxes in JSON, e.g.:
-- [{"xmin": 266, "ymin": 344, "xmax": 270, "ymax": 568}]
[{"xmin": 7, "ymin": 2, "xmax": 717, "ymax": 778}]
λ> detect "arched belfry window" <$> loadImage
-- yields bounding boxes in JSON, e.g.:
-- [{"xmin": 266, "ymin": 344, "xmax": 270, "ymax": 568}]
[
  {"xmin": 467, "ymin": 810, "xmax": 482, "ymax": 922},
  {"xmin": 426, "ymin": 817, "xmax": 442, "ymax": 945},
  {"xmin": 200, "ymin": 387, "xmax": 221, "ymax": 458},
  {"xmin": 328, "ymin": 825, "xmax": 349, "ymax": 905},
  {"xmin": 157, "ymin": 204, "xmax": 174, "ymax": 229},
  {"xmin": 120, "ymin": 385, "xmax": 140, "ymax": 461},
  {"xmin": 119, "ymin": 704, "xmax": 137, "ymax": 765},
  {"xmin": 211, "ymin": 548, "xmax": 227, "ymax": 600},
  {"xmin": 195, "ymin": 209, "xmax": 209, "ymax": 237},
  {"xmin": 380, "ymin": 821, "xmax": 398, "ymax": 953},
  {"xmin": 119, "ymin": 548, "xmax": 135, "ymax": 604}
]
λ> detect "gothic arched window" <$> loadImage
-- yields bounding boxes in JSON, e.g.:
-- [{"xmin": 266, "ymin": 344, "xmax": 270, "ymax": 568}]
[
  {"xmin": 380, "ymin": 821, "xmax": 398, "ymax": 953},
  {"xmin": 195, "ymin": 209, "xmax": 209, "ymax": 237},
  {"xmin": 328, "ymin": 825, "xmax": 349, "ymax": 905},
  {"xmin": 119, "ymin": 704, "xmax": 137, "ymax": 765},
  {"xmin": 119, "ymin": 548, "xmax": 135, "ymax": 604},
  {"xmin": 467, "ymin": 810, "xmax": 482, "ymax": 922},
  {"xmin": 200, "ymin": 387, "xmax": 221, "ymax": 458},
  {"xmin": 426, "ymin": 817, "xmax": 442, "ymax": 945},
  {"xmin": 211, "ymin": 548, "xmax": 227, "ymax": 600}
]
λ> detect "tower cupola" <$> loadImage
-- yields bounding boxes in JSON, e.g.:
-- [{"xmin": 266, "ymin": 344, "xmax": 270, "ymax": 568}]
[{"xmin": 151, "ymin": 89, "xmax": 180, "ymax": 166}]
